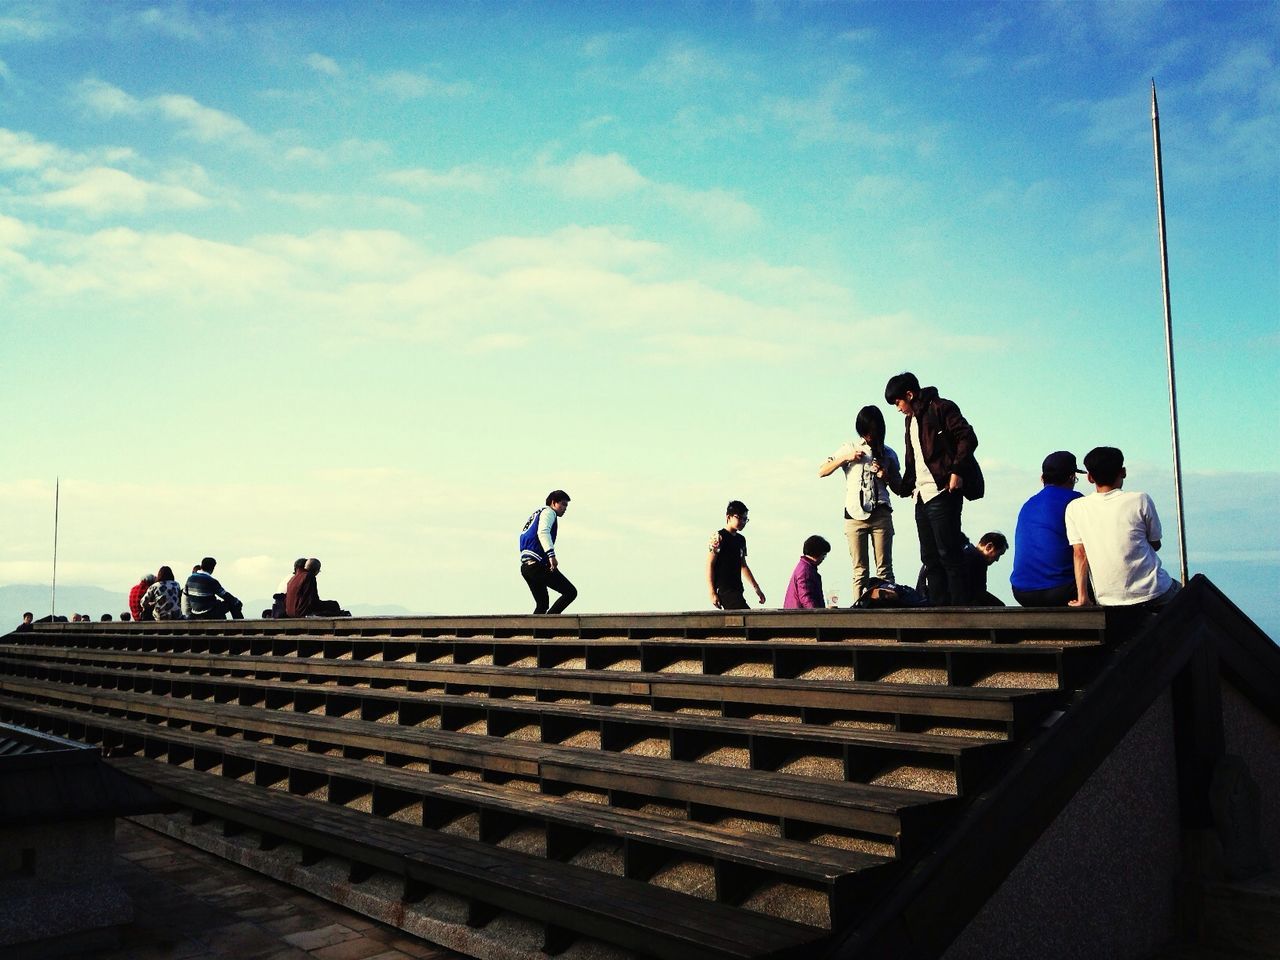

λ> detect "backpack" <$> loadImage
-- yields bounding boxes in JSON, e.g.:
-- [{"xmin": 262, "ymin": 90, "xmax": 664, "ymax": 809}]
[{"xmin": 854, "ymin": 578, "xmax": 928, "ymax": 608}]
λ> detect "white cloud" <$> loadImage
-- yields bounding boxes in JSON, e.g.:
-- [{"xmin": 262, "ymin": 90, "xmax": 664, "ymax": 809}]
[
  {"xmin": 306, "ymin": 52, "xmax": 343, "ymax": 77},
  {"xmin": 76, "ymin": 79, "xmax": 258, "ymax": 146},
  {"xmin": 34, "ymin": 166, "xmax": 210, "ymax": 216},
  {"xmin": 0, "ymin": 5, "xmax": 65, "ymax": 43},
  {"xmin": 532, "ymin": 152, "xmax": 648, "ymax": 199},
  {"xmin": 130, "ymin": 3, "xmax": 230, "ymax": 42},
  {"xmin": 640, "ymin": 41, "xmax": 732, "ymax": 87},
  {"xmin": 153, "ymin": 93, "xmax": 254, "ymax": 143},
  {"xmin": 373, "ymin": 69, "xmax": 471, "ymax": 100},
  {"xmin": 0, "ymin": 127, "xmax": 64, "ymax": 169},
  {"xmin": 763, "ymin": 68, "xmax": 898, "ymax": 149},
  {"xmin": 383, "ymin": 165, "xmax": 495, "ymax": 192},
  {"xmin": 282, "ymin": 138, "xmax": 391, "ymax": 166},
  {"xmin": 76, "ymin": 78, "xmax": 143, "ymax": 117},
  {"xmin": 531, "ymin": 152, "xmax": 760, "ymax": 230},
  {"xmin": 0, "ymin": 214, "xmax": 32, "ymax": 248}
]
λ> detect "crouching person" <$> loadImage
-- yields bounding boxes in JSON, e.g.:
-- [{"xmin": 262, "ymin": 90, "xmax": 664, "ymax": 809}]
[{"xmin": 784, "ymin": 536, "xmax": 830, "ymax": 609}]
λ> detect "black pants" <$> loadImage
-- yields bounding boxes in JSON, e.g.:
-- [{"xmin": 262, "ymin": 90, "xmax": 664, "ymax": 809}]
[
  {"xmin": 190, "ymin": 597, "xmax": 244, "ymax": 620},
  {"xmin": 715, "ymin": 586, "xmax": 748, "ymax": 611},
  {"xmin": 1013, "ymin": 583, "xmax": 1077, "ymax": 607},
  {"xmin": 521, "ymin": 562, "xmax": 577, "ymax": 615},
  {"xmin": 915, "ymin": 491, "xmax": 968, "ymax": 605}
]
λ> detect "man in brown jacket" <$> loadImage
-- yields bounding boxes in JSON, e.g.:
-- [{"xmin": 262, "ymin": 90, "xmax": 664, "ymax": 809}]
[{"xmin": 882, "ymin": 372, "xmax": 981, "ymax": 605}]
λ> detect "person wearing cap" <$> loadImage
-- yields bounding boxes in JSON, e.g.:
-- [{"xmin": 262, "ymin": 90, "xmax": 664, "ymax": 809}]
[
  {"xmin": 1065, "ymin": 447, "xmax": 1178, "ymax": 610},
  {"xmin": 519, "ymin": 490, "xmax": 577, "ymax": 614},
  {"xmin": 1010, "ymin": 451, "xmax": 1086, "ymax": 606},
  {"xmin": 127, "ymin": 573, "xmax": 157, "ymax": 622}
]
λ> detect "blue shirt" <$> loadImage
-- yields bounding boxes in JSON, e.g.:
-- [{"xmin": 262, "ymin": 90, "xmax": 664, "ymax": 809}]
[{"xmin": 1011, "ymin": 485, "xmax": 1083, "ymax": 591}]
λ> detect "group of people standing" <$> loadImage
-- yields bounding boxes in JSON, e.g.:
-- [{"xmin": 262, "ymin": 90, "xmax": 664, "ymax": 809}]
[{"xmin": 516, "ymin": 371, "xmax": 1179, "ymax": 617}]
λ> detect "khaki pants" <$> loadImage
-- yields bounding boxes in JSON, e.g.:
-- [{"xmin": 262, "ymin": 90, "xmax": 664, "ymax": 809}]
[{"xmin": 845, "ymin": 505, "xmax": 894, "ymax": 604}]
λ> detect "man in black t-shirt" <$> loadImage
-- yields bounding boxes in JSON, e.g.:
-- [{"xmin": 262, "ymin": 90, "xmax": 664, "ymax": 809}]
[{"xmin": 706, "ymin": 500, "xmax": 766, "ymax": 610}]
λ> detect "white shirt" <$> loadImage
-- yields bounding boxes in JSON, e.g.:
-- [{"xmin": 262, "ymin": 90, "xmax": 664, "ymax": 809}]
[
  {"xmin": 908, "ymin": 416, "xmax": 940, "ymax": 503},
  {"xmin": 1065, "ymin": 489, "xmax": 1174, "ymax": 605},
  {"xmin": 830, "ymin": 441, "xmax": 898, "ymax": 520}
]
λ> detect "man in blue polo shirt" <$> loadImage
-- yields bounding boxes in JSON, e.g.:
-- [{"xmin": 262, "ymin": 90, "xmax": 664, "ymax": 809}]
[{"xmin": 1010, "ymin": 451, "xmax": 1085, "ymax": 606}]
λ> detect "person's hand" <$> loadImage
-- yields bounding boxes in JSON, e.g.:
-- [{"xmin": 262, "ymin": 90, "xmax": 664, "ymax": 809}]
[
  {"xmin": 1068, "ymin": 597, "xmax": 1090, "ymax": 607},
  {"xmin": 755, "ymin": 589, "xmax": 766, "ymax": 605},
  {"xmin": 710, "ymin": 591, "xmax": 721, "ymax": 608},
  {"xmin": 948, "ymin": 473, "xmax": 964, "ymax": 493},
  {"xmin": 548, "ymin": 556, "xmax": 559, "ymax": 572},
  {"xmin": 849, "ymin": 449, "xmax": 866, "ymax": 462},
  {"xmin": 872, "ymin": 461, "xmax": 885, "ymax": 478}
]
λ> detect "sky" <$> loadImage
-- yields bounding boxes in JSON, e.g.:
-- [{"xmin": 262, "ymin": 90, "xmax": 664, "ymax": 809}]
[{"xmin": 0, "ymin": 1, "xmax": 1276, "ymax": 637}]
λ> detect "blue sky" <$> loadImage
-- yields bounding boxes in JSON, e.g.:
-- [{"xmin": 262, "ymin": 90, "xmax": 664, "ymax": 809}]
[{"xmin": 1, "ymin": 1, "xmax": 1276, "ymax": 635}]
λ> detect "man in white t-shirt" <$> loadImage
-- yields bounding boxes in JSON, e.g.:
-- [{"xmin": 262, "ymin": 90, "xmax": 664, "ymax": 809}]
[{"xmin": 1064, "ymin": 446, "xmax": 1178, "ymax": 608}]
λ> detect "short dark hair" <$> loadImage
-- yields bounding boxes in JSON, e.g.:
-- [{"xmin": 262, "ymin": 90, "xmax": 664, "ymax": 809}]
[
  {"xmin": 978, "ymin": 531, "xmax": 1009, "ymax": 552},
  {"xmin": 726, "ymin": 500, "xmax": 748, "ymax": 518},
  {"xmin": 294, "ymin": 557, "xmax": 307, "ymax": 571},
  {"xmin": 1083, "ymin": 447, "xmax": 1124, "ymax": 486},
  {"xmin": 100, "ymin": 613, "xmax": 113, "ymax": 621},
  {"xmin": 22, "ymin": 611, "xmax": 32, "ymax": 619},
  {"xmin": 200, "ymin": 557, "xmax": 217, "ymax": 572},
  {"xmin": 884, "ymin": 372, "xmax": 920, "ymax": 405},
  {"xmin": 120, "ymin": 612, "xmax": 131, "ymax": 621},
  {"xmin": 803, "ymin": 535, "xmax": 831, "ymax": 557},
  {"xmin": 546, "ymin": 490, "xmax": 571, "ymax": 506}
]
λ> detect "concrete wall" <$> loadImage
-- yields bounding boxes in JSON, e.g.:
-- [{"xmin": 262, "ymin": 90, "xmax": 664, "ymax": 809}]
[
  {"xmin": 941, "ymin": 688, "xmax": 1182, "ymax": 960},
  {"xmin": 1221, "ymin": 681, "xmax": 1280, "ymax": 869},
  {"xmin": 0, "ymin": 818, "xmax": 132, "ymax": 952}
]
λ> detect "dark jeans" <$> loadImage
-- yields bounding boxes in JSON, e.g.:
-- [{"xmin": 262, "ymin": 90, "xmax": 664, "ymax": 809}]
[
  {"xmin": 521, "ymin": 561, "xmax": 577, "ymax": 615},
  {"xmin": 190, "ymin": 596, "xmax": 244, "ymax": 620},
  {"xmin": 715, "ymin": 586, "xmax": 748, "ymax": 611},
  {"xmin": 1013, "ymin": 582, "xmax": 1077, "ymax": 607},
  {"xmin": 915, "ymin": 491, "xmax": 968, "ymax": 606}
]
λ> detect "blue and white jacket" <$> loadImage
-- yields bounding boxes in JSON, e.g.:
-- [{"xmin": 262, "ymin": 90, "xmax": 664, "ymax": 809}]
[{"xmin": 519, "ymin": 507, "xmax": 558, "ymax": 564}]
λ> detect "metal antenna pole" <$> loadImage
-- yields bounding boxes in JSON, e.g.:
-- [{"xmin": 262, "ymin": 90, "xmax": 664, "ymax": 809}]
[
  {"xmin": 1151, "ymin": 80, "xmax": 1190, "ymax": 585},
  {"xmin": 51, "ymin": 477, "xmax": 60, "ymax": 617}
]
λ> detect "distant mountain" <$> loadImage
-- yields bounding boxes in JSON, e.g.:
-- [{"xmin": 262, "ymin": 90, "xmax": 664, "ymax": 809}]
[
  {"xmin": 1, "ymin": 584, "xmax": 426, "ymax": 631},
  {"xmin": 1, "ymin": 583, "xmax": 124, "ymax": 626}
]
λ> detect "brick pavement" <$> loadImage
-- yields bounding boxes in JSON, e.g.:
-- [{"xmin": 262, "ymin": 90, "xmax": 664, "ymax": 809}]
[{"xmin": 64, "ymin": 819, "xmax": 465, "ymax": 960}]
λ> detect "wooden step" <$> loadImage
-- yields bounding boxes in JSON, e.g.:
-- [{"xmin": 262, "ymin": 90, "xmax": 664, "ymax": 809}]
[
  {"xmin": 0, "ymin": 694, "xmax": 899, "ymax": 928},
  {"xmin": 111, "ymin": 756, "xmax": 827, "ymax": 960},
  {"xmin": 0, "ymin": 644, "xmax": 1059, "ymax": 738},
  {"xmin": 0, "ymin": 632, "xmax": 1105, "ymax": 690},
  {"xmin": 0, "ymin": 686, "xmax": 955, "ymax": 853},
  {"xmin": 0, "ymin": 656, "xmax": 1012, "ymax": 795}
]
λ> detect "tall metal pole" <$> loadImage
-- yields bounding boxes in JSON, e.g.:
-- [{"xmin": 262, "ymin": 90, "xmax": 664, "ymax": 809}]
[
  {"xmin": 51, "ymin": 477, "xmax": 60, "ymax": 617},
  {"xmin": 1151, "ymin": 80, "xmax": 1190, "ymax": 585}
]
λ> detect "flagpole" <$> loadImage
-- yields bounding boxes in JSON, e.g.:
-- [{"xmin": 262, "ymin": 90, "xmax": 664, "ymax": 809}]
[
  {"xmin": 51, "ymin": 477, "xmax": 60, "ymax": 617},
  {"xmin": 1150, "ymin": 80, "xmax": 1190, "ymax": 585}
]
